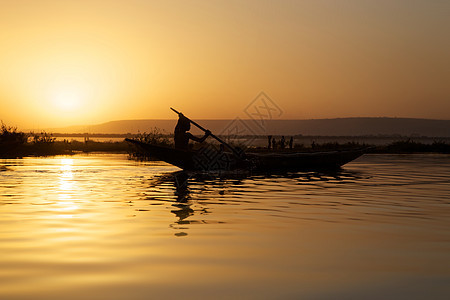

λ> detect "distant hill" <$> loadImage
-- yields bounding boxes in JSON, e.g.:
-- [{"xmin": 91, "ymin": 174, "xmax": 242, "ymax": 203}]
[{"xmin": 50, "ymin": 118, "xmax": 450, "ymax": 137}]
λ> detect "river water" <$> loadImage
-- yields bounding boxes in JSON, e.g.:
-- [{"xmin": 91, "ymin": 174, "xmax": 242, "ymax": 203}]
[{"xmin": 0, "ymin": 154, "xmax": 449, "ymax": 299}]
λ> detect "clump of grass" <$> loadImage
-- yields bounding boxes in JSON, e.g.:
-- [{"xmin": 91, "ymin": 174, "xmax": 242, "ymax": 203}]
[
  {"xmin": 430, "ymin": 141, "xmax": 450, "ymax": 153},
  {"xmin": 0, "ymin": 121, "xmax": 28, "ymax": 157},
  {"xmin": 0, "ymin": 121, "xmax": 27, "ymax": 144},
  {"xmin": 135, "ymin": 128, "xmax": 171, "ymax": 146},
  {"xmin": 30, "ymin": 131, "xmax": 56, "ymax": 144},
  {"xmin": 22, "ymin": 131, "xmax": 65, "ymax": 156},
  {"xmin": 382, "ymin": 139, "xmax": 450, "ymax": 154},
  {"xmin": 309, "ymin": 141, "xmax": 369, "ymax": 151}
]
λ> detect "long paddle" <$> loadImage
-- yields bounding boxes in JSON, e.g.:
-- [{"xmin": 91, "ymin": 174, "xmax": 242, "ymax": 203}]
[{"xmin": 170, "ymin": 107, "xmax": 244, "ymax": 158}]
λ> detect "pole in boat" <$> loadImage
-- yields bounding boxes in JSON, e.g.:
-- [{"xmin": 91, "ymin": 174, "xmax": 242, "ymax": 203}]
[{"xmin": 170, "ymin": 107, "xmax": 244, "ymax": 158}]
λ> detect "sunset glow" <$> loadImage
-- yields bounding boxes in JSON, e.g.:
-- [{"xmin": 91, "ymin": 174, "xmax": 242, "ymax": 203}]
[{"xmin": 0, "ymin": 0, "xmax": 449, "ymax": 129}]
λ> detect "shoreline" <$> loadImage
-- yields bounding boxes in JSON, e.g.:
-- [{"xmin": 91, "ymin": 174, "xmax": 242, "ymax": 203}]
[{"xmin": 1, "ymin": 139, "xmax": 449, "ymax": 159}]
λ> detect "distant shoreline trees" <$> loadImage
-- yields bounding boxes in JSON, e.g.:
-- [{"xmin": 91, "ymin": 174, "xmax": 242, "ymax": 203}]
[{"xmin": 1, "ymin": 121, "xmax": 449, "ymax": 158}]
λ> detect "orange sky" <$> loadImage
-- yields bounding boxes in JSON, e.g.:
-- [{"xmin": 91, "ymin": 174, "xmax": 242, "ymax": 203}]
[{"xmin": 1, "ymin": 0, "xmax": 449, "ymax": 129}]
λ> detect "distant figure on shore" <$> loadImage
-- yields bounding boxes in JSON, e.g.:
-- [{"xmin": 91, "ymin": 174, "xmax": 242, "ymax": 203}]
[
  {"xmin": 271, "ymin": 137, "xmax": 277, "ymax": 150},
  {"xmin": 267, "ymin": 135, "xmax": 272, "ymax": 149},
  {"xmin": 280, "ymin": 136, "xmax": 286, "ymax": 149},
  {"xmin": 174, "ymin": 113, "xmax": 210, "ymax": 150},
  {"xmin": 289, "ymin": 137, "xmax": 293, "ymax": 149}
]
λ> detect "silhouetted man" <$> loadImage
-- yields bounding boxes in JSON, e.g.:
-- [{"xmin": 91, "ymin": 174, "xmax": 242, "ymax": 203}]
[
  {"xmin": 174, "ymin": 113, "xmax": 210, "ymax": 150},
  {"xmin": 280, "ymin": 136, "xmax": 286, "ymax": 149}
]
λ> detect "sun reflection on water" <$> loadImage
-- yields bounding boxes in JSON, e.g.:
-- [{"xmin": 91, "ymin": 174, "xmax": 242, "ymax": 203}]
[
  {"xmin": 60, "ymin": 158, "xmax": 74, "ymax": 171},
  {"xmin": 56, "ymin": 158, "xmax": 79, "ymax": 214}
]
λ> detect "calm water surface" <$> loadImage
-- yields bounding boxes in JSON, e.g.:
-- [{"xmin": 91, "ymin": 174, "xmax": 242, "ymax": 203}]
[{"xmin": 0, "ymin": 154, "xmax": 449, "ymax": 299}]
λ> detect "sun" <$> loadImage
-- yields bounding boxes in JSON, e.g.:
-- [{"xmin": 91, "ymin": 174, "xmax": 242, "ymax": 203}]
[{"xmin": 51, "ymin": 87, "xmax": 83, "ymax": 113}]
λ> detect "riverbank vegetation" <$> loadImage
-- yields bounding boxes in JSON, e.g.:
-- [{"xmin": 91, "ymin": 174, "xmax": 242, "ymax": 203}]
[{"xmin": 1, "ymin": 122, "xmax": 449, "ymax": 158}]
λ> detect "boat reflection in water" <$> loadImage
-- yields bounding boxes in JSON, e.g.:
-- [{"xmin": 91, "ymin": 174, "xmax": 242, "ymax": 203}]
[{"xmin": 146, "ymin": 169, "xmax": 365, "ymax": 237}]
